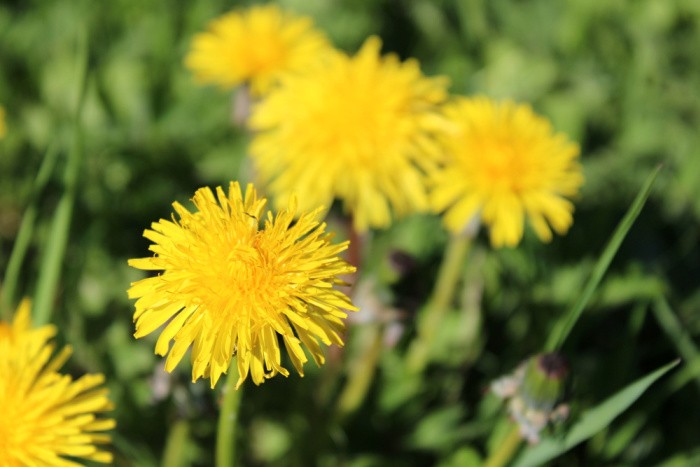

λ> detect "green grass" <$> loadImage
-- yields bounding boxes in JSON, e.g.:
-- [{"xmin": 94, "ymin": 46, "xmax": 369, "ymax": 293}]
[{"xmin": 1, "ymin": 1, "xmax": 699, "ymax": 465}]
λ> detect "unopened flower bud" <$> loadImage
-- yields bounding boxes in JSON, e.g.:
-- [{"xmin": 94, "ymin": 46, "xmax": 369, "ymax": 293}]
[
  {"xmin": 521, "ymin": 353, "xmax": 569, "ymax": 412},
  {"xmin": 490, "ymin": 352, "xmax": 570, "ymax": 444}
]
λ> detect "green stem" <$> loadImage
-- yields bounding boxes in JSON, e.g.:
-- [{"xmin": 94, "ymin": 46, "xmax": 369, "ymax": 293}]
[
  {"xmin": 161, "ymin": 419, "xmax": 190, "ymax": 467},
  {"xmin": 216, "ymin": 366, "xmax": 242, "ymax": 467},
  {"xmin": 406, "ymin": 234, "xmax": 472, "ymax": 373},
  {"xmin": 483, "ymin": 425, "xmax": 522, "ymax": 467},
  {"xmin": 33, "ymin": 29, "xmax": 89, "ymax": 325},
  {"xmin": 1, "ymin": 143, "xmax": 59, "ymax": 320},
  {"xmin": 335, "ymin": 322, "xmax": 384, "ymax": 421}
]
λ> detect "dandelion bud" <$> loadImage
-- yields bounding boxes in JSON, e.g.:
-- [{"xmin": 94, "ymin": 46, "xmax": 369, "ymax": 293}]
[
  {"xmin": 490, "ymin": 352, "xmax": 570, "ymax": 444},
  {"xmin": 521, "ymin": 353, "xmax": 569, "ymax": 412}
]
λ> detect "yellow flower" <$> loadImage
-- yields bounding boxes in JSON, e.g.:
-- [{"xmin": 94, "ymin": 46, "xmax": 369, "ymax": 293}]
[
  {"xmin": 128, "ymin": 182, "xmax": 357, "ymax": 388},
  {"xmin": 249, "ymin": 36, "xmax": 450, "ymax": 232},
  {"xmin": 0, "ymin": 300, "xmax": 115, "ymax": 466},
  {"xmin": 184, "ymin": 5, "xmax": 332, "ymax": 96},
  {"xmin": 0, "ymin": 106, "xmax": 6, "ymax": 139},
  {"xmin": 431, "ymin": 97, "xmax": 583, "ymax": 247}
]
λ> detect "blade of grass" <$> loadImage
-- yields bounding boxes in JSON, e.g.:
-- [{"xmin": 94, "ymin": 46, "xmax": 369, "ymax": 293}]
[
  {"xmin": 1, "ymin": 143, "xmax": 59, "ymax": 319},
  {"xmin": 545, "ymin": 165, "xmax": 662, "ymax": 351},
  {"xmin": 667, "ymin": 358, "xmax": 700, "ymax": 394},
  {"xmin": 656, "ymin": 448, "xmax": 700, "ymax": 467},
  {"xmin": 32, "ymin": 29, "xmax": 89, "ymax": 325},
  {"xmin": 652, "ymin": 296, "xmax": 700, "ymax": 392},
  {"xmin": 512, "ymin": 359, "xmax": 680, "ymax": 467}
]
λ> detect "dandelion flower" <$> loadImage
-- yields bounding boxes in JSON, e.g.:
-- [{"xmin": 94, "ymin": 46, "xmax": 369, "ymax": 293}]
[
  {"xmin": 249, "ymin": 36, "xmax": 450, "ymax": 232},
  {"xmin": 128, "ymin": 182, "xmax": 357, "ymax": 388},
  {"xmin": 0, "ymin": 300, "xmax": 115, "ymax": 466},
  {"xmin": 185, "ymin": 5, "xmax": 332, "ymax": 96},
  {"xmin": 431, "ymin": 97, "xmax": 583, "ymax": 247}
]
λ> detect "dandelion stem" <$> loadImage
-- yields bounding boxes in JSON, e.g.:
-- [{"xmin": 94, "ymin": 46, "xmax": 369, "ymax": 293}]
[
  {"xmin": 216, "ymin": 366, "xmax": 242, "ymax": 467},
  {"xmin": 335, "ymin": 322, "xmax": 384, "ymax": 421},
  {"xmin": 406, "ymin": 233, "xmax": 472, "ymax": 373},
  {"xmin": 484, "ymin": 425, "xmax": 522, "ymax": 467},
  {"xmin": 161, "ymin": 419, "xmax": 190, "ymax": 467}
]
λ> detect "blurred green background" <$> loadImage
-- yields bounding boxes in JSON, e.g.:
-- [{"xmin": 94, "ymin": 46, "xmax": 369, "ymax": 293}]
[{"xmin": 1, "ymin": 0, "xmax": 699, "ymax": 465}]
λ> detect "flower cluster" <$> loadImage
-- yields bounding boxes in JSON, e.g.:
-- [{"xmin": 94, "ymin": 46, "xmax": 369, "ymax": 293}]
[
  {"xmin": 0, "ymin": 301, "xmax": 115, "ymax": 465},
  {"xmin": 154, "ymin": 2, "xmax": 586, "ymax": 390},
  {"xmin": 185, "ymin": 5, "xmax": 583, "ymax": 244}
]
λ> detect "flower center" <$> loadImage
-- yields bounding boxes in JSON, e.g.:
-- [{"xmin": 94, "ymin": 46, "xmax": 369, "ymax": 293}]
[
  {"xmin": 199, "ymin": 237, "xmax": 282, "ymax": 318},
  {"xmin": 479, "ymin": 139, "xmax": 529, "ymax": 194},
  {"xmin": 247, "ymin": 34, "xmax": 285, "ymax": 74},
  {"xmin": 319, "ymin": 78, "xmax": 405, "ymax": 169},
  {"xmin": 0, "ymin": 323, "xmax": 11, "ymax": 341}
]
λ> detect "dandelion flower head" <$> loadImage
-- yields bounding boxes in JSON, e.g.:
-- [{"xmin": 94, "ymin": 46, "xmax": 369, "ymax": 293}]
[
  {"xmin": 0, "ymin": 300, "xmax": 115, "ymax": 466},
  {"xmin": 185, "ymin": 5, "xmax": 332, "ymax": 96},
  {"xmin": 250, "ymin": 36, "xmax": 450, "ymax": 232},
  {"xmin": 128, "ymin": 182, "xmax": 357, "ymax": 388},
  {"xmin": 431, "ymin": 97, "xmax": 583, "ymax": 247}
]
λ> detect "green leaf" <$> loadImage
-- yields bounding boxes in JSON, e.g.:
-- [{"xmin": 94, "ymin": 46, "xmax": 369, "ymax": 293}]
[
  {"xmin": 439, "ymin": 446, "xmax": 482, "ymax": 467},
  {"xmin": 512, "ymin": 359, "xmax": 679, "ymax": 467},
  {"xmin": 652, "ymin": 297, "xmax": 700, "ymax": 392},
  {"xmin": 545, "ymin": 165, "xmax": 663, "ymax": 351},
  {"xmin": 409, "ymin": 406, "xmax": 466, "ymax": 451}
]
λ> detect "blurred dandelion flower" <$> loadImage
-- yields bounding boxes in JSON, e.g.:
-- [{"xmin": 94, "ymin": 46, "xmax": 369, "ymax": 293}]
[
  {"xmin": 0, "ymin": 300, "xmax": 115, "ymax": 465},
  {"xmin": 128, "ymin": 182, "xmax": 357, "ymax": 388},
  {"xmin": 184, "ymin": 5, "xmax": 332, "ymax": 96},
  {"xmin": 431, "ymin": 97, "xmax": 583, "ymax": 247},
  {"xmin": 250, "ymin": 36, "xmax": 449, "ymax": 232}
]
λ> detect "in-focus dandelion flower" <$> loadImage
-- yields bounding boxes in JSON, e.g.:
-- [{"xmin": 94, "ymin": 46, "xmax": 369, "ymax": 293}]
[
  {"xmin": 185, "ymin": 5, "xmax": 332, "ymax": 96},
  {"xmin": 0, "ymin": 300, "xmax": 115, "ymax": 466},
  {"xmin": 128, "ymin": 182, "xmax": 357, "ymax": 388},
  {"xmin": 431, "ymin": 97, "xmax": 583, "ymax": 247},
  {"xmin": 250, "ymin": 36, "xmax": 450, "ymax": 232}
]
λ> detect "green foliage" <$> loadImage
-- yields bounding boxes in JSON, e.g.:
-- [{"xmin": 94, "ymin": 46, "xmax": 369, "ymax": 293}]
[
  {"xmin": 513, "ymin": 360, "xmax": 679, "ymax": 467},
  {"xmin": 545, "ymin": 165, "xmax": 661, "ymax": 352},
  {"xmin": 1, "ymin": 0, "xmax": 698, "ymax": 466}
]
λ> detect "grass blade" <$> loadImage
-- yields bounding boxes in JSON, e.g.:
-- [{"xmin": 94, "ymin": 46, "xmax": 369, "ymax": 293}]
[
  {"xmin": 513, "ymin": 359, "xmax": 680, "ymax": 467},
  {"xmin": 32, "ymin": 29, "xmax": 89, "ymax": 325},
  {"xmin": 545, "ymin": 165, "xmax": 662, "ymax": 351},
  {"xmin": 652, "ymin": 296, "xmax": 700, "ymax": 391},
  {"xmin": 1, "ymin": 143, "xmax": 59, "ymax": 319}
]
